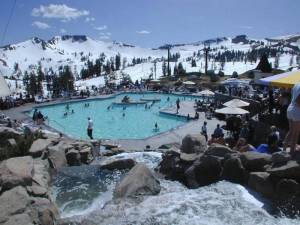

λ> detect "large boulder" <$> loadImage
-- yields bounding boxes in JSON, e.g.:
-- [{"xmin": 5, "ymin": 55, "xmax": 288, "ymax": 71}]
[
  {"xmin": 184, "ymin": 155, "xmax": 223, "ymax": 188},
  {"xmin": 205, "ymin": 144, "xmax": 236, "ymax": 157},
  {"xmin": 240, "ymin": 152, "xmax": 272, "ymax": 171},
  {"xmin": 47, "ymin": 142, "xmax": 68, "ymax": 169},
  {"xmin": 222, "ymin": 155, "xmax": 246, "ymax": 184},
  {"xmin": 157, "ymin": 150, "xmax": 192, "ymax": 183},
  {"xmin": 0, "ymin": 186, "xmax": 30, "ymax": 223},
  {"xmin": 65, "ymin": 149, "xmax": 81, "ymax": 166},
  {"xmin": 276, "ymin": 179, "xmax": 300, "ymax": 197},
  {"xmin": 248, "ymin": 172, "xmax": 275, "ymax": 198},
  {"xmin": 100, "ymin": 158, "xmax": 136, "ymax": 170},
  {"xmin": 0, "ymin": 127, "xmax": 22, "ymax": 144},
  {"xmin": 181, "ymin": 134, "xmax": 207, "ymax": 154},
  {"xmin": 114, "ymin": 164, "xmax": 161, "ymax": 198},
  {"xmin": 3, "ymin": 213, "xmax": 33, "ymax": 225},
  {"xmin": 79, "ymin": 147, "xmax": 91, "ymax": 164},
  {"xmin": 271, "ymin": 152, "xmax": 291, "ymax": 166},
  {"xmin": 267, "ymin": 160, "xmax": 300, "ymax": 179},
  {"xmin": 0, "ymin": 156, "xmax": 34, "ymax": 191},
  {"xmin": 29, "ymin": 139, "xmax": 53, "ymax": 158}
]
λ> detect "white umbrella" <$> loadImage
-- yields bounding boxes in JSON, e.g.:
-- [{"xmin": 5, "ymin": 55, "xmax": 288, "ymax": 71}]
[
  {"xmin": 183, "ymin": 81, "xmax": 195, "ymax": 85},
  {"xmin": 223, "ymin": 99, "xmax": 250, "ymax": 108},
  {"xmin": 198, "ymin": 89, "xmax": 215, "ymax": 96},
  {"xmin": 0, "ymin": 75, "xmax": 11, "ymax": 97},
  {"xmin": 215, "ymin": 107, "xmax": 249, "ymax": 115}
]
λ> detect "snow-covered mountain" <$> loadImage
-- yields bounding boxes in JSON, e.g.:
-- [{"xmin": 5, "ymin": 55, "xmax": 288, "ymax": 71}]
[{"xmin": 1, "ymin": 34, "xmax": 300, "ymax": 83}]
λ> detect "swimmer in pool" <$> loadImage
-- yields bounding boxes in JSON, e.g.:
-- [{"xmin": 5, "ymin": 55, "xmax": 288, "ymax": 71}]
[{"xmin": 153, "ymin": 122, "xmax": 159, "ymax": 132}]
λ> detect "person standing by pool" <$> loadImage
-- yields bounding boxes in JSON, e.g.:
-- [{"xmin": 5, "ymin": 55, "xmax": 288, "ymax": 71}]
[
  {"xmin": 87, "ymin": 117, "xmax": 93, "ymax": 139},
  {"xmin": 201, "ymin": 121, "xmax": 208, "ymax": 141},
  {"xmin": 176, "ymin": 98, "xmax": 180, "ymax": 114},
  {"xmin": 283, "ymin": 82, "xmax": 300, "ymax": 156}
]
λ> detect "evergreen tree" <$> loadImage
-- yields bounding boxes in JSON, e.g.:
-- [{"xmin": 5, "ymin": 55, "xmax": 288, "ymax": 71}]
[
  {"xmin": 289, "ymin": 55, "xmax": 294, "ymax": 67},
  {"xmin": 162, "ymin": 60, "xmax": 167, "ymax": 76},
  {"xmin": 173, "ymin": 63, "xmax": 178, "ymax": 76},
  {"xmin": 122, "ymin": 57, "xmax": 127, "ymax": 69},
  {"xmin": 29, "ymin": 71, "xmax": 37, "ymax": 96},
  {"xmin": 115, "ymin": 53, "xmax": 121, "ymax": 70},
  {"xmin": 23, "ymin": 71, "xmax": 30, "ymax": 94},
  {"xmin": 274, "ymin": 55, "xmax": 279, "ymax": 69},
  {"xmin": 60, "ymin": 65, "xmax": 74, "ymax": 94},
  {"xmin": 256, "ymin": 54, "xmax": 272, "ymax": 73},
  {"xmin": 37, "ymin": 63, "xmax": 44, "ymax": 94},
  {"xmin": 177, "ymin": 62, "xmax": 186, "ymax": 75},
  {"xmin": 191, "ymin": 59, "xmax": 197, "ymax": 67}
]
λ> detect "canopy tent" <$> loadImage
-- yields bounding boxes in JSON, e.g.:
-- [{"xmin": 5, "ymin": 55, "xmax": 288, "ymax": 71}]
[
  {"xmin": 257, "ymin": 70, "xmax": 300, "ymax": 88},
  {"xmin": 0, "ymin": 75, "xmax": 11, "ymax": 97},
  {"xmin": 183, "ymin": 81, "xmax": 195, "ymax": 85},
  {"xmin": 223, "ymin": 99, "xmax": 250, "ymax": 108},
  {"xmin": 215, "ymin": 107, "xmax": 249, "ymax": 115},
  {"xmin": 197, "ymin": 89, "xmax": 215, "ymax": 96}
]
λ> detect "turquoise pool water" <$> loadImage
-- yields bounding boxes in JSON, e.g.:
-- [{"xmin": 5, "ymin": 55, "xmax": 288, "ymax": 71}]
[{"xmin": 32, "ymin": 93, "xmax": 202, "ymax": 139}]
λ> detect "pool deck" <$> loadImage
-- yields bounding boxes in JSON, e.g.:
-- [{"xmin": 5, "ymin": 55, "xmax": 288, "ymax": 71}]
[
  {"xmin": 159, "ymin": 101, "xmax": 196, "ymax": 118},
  {"xmin": 1, "ymin": 93, "xmax": 225, "ymax": 152}
]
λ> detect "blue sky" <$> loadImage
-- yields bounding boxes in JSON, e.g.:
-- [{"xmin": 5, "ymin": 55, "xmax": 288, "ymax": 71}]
[{"xmin": 1, "ymin": 0, "xmax": 300, "ymax": 47}]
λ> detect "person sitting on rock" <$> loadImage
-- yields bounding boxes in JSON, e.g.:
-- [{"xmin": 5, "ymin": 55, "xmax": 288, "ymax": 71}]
[
  {"xmin": 233, "ymin": 138, "xmax": 255, "ymax": 152},
  {"xmin": 256, "ymin": 133, "xmax": 281, "ymax": 154},
  {"xmin": 213, "ymin": 124, "xmax": 224, "ymax": 138}
]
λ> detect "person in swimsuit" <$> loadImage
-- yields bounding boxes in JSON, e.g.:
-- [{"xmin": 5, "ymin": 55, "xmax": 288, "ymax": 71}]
[{"xmin": 283, "ymin": 82, "xmax": 300, "ymax": 156}]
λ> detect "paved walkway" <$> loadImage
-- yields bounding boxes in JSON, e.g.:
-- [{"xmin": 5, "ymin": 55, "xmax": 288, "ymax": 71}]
[{"xmin": 160, "ymin": 101, "xmax": 196, "ymax": 118}]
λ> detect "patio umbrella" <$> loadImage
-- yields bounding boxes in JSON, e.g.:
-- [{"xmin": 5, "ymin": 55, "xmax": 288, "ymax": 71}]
[
  {"xmin": 215, "ymin": 107, "xmax": 249, "ymax": 115},
  {"xmin": 183, "ymin": 81, "xmax": 195, "ymax": 85},
  {"xmin": 223, "ymin": 99, "xmax": 250, "ymax": 108},
  {"xmin": 0, "ymin": 75, "xmax": 11, "ymax": 97},
  {"xmin": 198, "ymin": 89, "xmax": 215, "ymax": 96},
  {"xmin": 257, "ymin": 69, "xmax": 300, "ymax": 88}
]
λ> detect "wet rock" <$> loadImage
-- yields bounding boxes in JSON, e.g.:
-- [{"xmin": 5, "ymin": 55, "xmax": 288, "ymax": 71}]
[
  {"xmin": 29, "ymin": 197, "xmax": 59, "ymax": 225},
  {"xmin": 79, "ymin": 147, "xmax": 91, "ymax": 164},
  {"xmin": 100, "ymin": 158, "xmax": 136, "ymax": 170},
  {"xmin": 276, "ymin": 179, "xmax": 300, "ymax": 197},
  {"xmin": 0, "ymin": 186, "xmax": 30, "ymax": 223},
  {"xmin": 248, "ymin": 172, "xmax": 275, "ymax": 198},
  {"xmin": 65, "ymin": 149, "xmax": 81, "ymax": 166},
  {"xmin": 267, "ymin": 160, "xmax": 300, "ymax": 179},
  {"xmin": 205, "ymin": 144, "xmax": 237, "ymax": 157},
  {"xmin": 0, "ymin": 156, "xmax": 34, "ymax": 191},
  {"xmin": 29, "ymin": 138, "xmax": 53, "ymax": 158},
  {"xmin": 0, "ymin": 127, "xmax": 22, "ymax": 143},
  {"xmin": 32, "ymin": 159, "xmax": 50, "ymax": 188},
  {"xmin": 27, "ymin": 184, "xmax": 48, "ymax": 197},
  {"xmin": 2, "ymin": 213, "xmax": 33, "ymax": 225},
  {"xmin": 157, "ymin": 150, "xmax": 192, "ymax": 183},
  {"xmin": 271, "ymin": 151, "xmax": 291, "ymax": 166},
  {"xmin": 47, "ymin": 143, "xmax": 67, "ymax": 169},
  {"xmin": 240, "ymin": 152, "xmax": 272, "ymax": 171},
  {"xmin": 114, "ymin": 164, "xmax": 161, "ymax": 198},
  {"xmin": 222, "ymin": 155, "xmax": 246, "ymax": 184},
  {"xmin": 185, "ymin": 155, "xmax": 223, "ymax": 188}
]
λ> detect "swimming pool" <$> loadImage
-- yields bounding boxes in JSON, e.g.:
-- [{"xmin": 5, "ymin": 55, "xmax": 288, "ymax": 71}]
[{"xmin": 31, "ymin": 93, "xmax": 202, "ymax": 139}]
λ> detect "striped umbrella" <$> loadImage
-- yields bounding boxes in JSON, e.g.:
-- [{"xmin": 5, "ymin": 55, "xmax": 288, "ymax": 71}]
[{"xmin": 258, "ymin": 70, "xmax": 300, "ymax": 88}]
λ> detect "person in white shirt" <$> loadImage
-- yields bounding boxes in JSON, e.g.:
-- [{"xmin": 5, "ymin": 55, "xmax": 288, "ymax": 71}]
[{"xmin": 87, "ymin": 117, "xmax": 93, "ymax": 139}]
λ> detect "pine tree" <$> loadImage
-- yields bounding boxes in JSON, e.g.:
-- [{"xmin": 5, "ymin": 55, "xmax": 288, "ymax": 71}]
[
  {"xmin": 37, "ymin": 63, "xmax": 44, "ymax": 94},
  {"xmin": 115, "ymin": 53, "xmax": 121, "ymax": 70},
  {"xmin": 173, "ymin": 63, "xmax": 178, "ymax": 76},
  {"xmin": 29, "ymin": 71, "xmax": 37, "ymax": 96},
  {"xmin": 191, "ymin": 59, "xmax": 197, "ymax": 67},
  {"xmin": 256, "ymin": 54, "xmax": 272, "ymax": 73},
  {"xmin": 289, "ymin": 55, "xmax": 294, "ymax": 67},
  {"xmin": 177, "ymin": 62, "xmax": 185, "ymax": 75},
  {"xmin": 274, "ymin": 55, "xmax": 279, "ymax": 69},
  {"xmin": 23, "ymin": 71, "xmax": 30, "ymax": 94},
  {"xmin": 162, "ymin": 60, "xmax": 167, "ymax": 76}
]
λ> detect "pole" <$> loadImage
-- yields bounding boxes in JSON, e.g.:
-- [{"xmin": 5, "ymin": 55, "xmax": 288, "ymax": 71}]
[{"xmin": 167, "ymin": 46, "xmax": 170, "ymax": 76}]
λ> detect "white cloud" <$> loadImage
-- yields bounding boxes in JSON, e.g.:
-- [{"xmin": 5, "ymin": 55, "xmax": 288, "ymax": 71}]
[
  {"xmin": 239, "ymin": 25, "xmax": 253, "ymax": 29},
  {"xmin": 31, "ymin": 4, "xmax": 89, "ymax": 21},
  {"xmin": 85, "ymin": 17, "xmax": 95, "ymax": 22},
  {"xmin": 94, "ymin": 25, "xmax": 107, "ymax": 31},
  {"xmin": 136, "ymin": 30, "xmax": 151, "ymax": 34},
  {"xmin": 32, "ymin": 21, "xmax": 51, "ymax": 29},
  {"xmin": 60, "ymin": 28, "xmax": 66, "ymax": 34}
]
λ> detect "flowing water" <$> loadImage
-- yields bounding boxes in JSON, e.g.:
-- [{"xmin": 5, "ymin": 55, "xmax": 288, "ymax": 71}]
[{"xmin": 51, "ymin": 152, "xmax": 300, "ymax": 225}]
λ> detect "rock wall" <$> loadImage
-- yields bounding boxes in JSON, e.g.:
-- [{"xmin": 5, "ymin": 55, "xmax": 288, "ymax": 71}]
[{"xmin": 157, "ymin": 141, "xmax": 300, "ymax": 218}]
